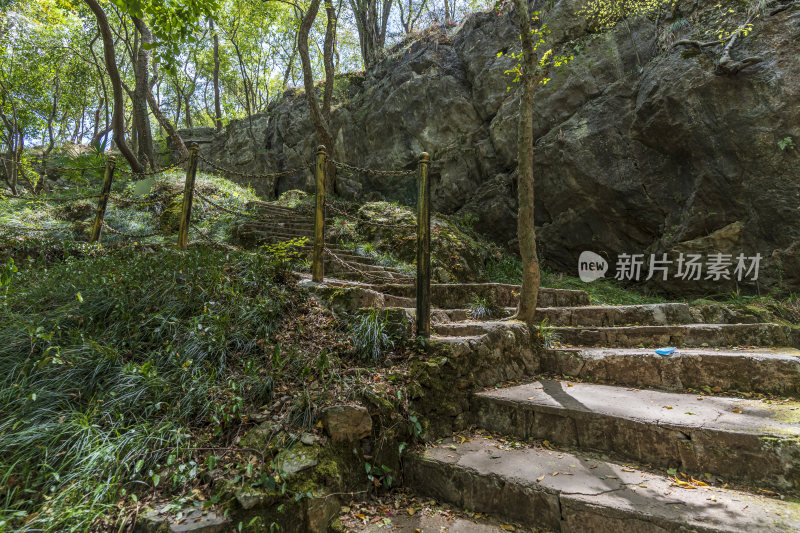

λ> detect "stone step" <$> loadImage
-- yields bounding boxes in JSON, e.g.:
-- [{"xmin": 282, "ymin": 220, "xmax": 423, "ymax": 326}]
[
  {"xmin": 324, "ymin": 260, "xmax": 398, "ymax": 273},
  {"xmin": 433, "ymin": 303, "xmax": 695, "ymax": 327},
  {"xmin": 366, "ymin": 283, "xmax": 589, "ymax": 309},
  {"xmin": 472, "ymin": 379, "xmax": 800, "ymax": 492},
  {"xmin": 326, "ymin": 270, "xmax": 408, "ymax": 282},
  {"xmin": 405, "ymin": 435, "xmax": 800, "ymax": 533},
  {"xmin": 241, "ymin": 221, "xmax": 315, "ymax": 232},
  {"xmin": 347, "ymin": 511, "xmax": 519, "ymax": 532},
  {"xmin": 541, "ymin": 347, "xmax": 800, "ymax": 397},
  {"xmin": 553, "ymin": 323, "xmax": 790, "ymax": 348}
]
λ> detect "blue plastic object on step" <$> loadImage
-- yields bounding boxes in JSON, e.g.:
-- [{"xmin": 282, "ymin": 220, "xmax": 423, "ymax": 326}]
[{"xmin": 655, "ymin": 347, "xmax": 676, "ymax": 356}]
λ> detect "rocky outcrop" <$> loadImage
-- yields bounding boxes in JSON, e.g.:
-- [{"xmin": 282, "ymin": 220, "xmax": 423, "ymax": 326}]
[{"xmin": 175, "ymin": 0, "xmax": 800, "ymax": 295}]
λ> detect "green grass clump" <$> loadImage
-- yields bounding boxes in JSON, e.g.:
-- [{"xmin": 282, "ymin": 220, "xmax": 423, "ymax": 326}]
[
  {"xmin": 0, "ymin": 246, "xmax": 299, "ymax": 531},
  {"xmin": 348, "ymin": 308, "xmax": 394, "ymax": 363}
]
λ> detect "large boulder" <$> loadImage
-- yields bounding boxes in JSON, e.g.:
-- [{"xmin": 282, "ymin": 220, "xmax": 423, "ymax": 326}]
[{"xmin": 171, "ymin": 0, "xmax": 800, "ymax": 295}]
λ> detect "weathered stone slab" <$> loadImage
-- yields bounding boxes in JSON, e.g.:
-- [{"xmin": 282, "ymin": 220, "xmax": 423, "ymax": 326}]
[
  {"xmin": 552, "ymin": 323, "xmax": 791, "ymax": 348},
  {"xmin": 273, "ymin": 442, "xmax": 321, "ymax": 478},
  {"xmin": 541, "ymin": 347, "xmax": 800, "ymax": 397},
  {"xmin": 137, "ymin": 506, "xmax": 231, "ymax": 533},
  {"xmin": 405, "ymin": 436, "xmax": 800, "ymax": 532},
  {"xmin": 473, "ymin": 380, "xmax": 800, "ymax": 491},
  {"xmin": 345, "ymin": 511, "xmax": 519, "ymax": 532},
  {"xmin": 439, "ymin": 303, "xmax": 694, "ymax": 327},
  {"xmin": 321, "ymin": 404, "xmax": 372, "ymax": 442},
  {"xmin": 367, "ymin": 282, "xmax": 590, "ymax": 308}
]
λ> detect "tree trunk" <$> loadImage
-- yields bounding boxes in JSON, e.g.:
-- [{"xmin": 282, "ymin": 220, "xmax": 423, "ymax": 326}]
[
  {"xmin": 132, "ymin": 18, "xmax": 188, "ymax": 162},
  {"xmin": 83, "ymin": 0, "xmax": 143, "ymax": 173},
  {"xmin": 211, "ymin": 18, "xmax": 223, "ymax": 132},
  {"xmin": 512, "ymin": 0, "xmax": 540, "ymax": 326},
  {"xmin": 298, "ymin": 0, "xmax": 336, "ymax": 192},
  {"xmin": 131, "ymin": 16, "xmax": 156, "ymax": 169}
]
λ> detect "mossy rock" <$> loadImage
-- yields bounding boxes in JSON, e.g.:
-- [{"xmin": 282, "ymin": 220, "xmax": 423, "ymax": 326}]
[
  {"xmin": 159, "ymin": 197, "xmax": 183, "ymax": 232},
  {"xmin": 276, "ymin": 189, "xmax": 310, "ymax": 208}
]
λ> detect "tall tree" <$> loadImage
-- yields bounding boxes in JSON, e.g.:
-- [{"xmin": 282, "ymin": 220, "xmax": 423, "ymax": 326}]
[
  {"xmin": 83, "ymin": 0, "xmax": 144, "ymax": 172},
  {"xmin": 298, "ymin": 0, "xmax": 337, "ymax": 191},
  {"xmin": 210, "ymin": 17, "xmax": 223, "ymax": 131},
  {"xmin": 511, "ymin": 0, "xmax": 540, "ymax": 325},
  {"xmin": 349, "ymin": 0, "xmax": 392, "ymax": 68}
]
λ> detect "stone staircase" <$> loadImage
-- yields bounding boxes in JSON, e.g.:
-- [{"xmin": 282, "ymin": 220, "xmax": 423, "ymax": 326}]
[
  {"xmin": 245, "ymin": 201, "xmax": 800, "ymax": 531},
  {"xmin": 307, "ymin": 276, "xmax": 800, "ymax": 532},
  {"xmin": 233, "ymin": 201, "xmax": 412, "ymax": 282},
  {"xmin": 395, "ymin": 283, "xmax": 800, "ymax": 532}
]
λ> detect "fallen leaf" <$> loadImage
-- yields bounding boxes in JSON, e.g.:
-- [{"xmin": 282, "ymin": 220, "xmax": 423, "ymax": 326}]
[
  {"xmin": 500, "ymin": 526, "xmax": 516, "ymax": 532},
  {"xmin": 663, "ymin": 405, "xmax": 673, "ymax": 409},
  {"xmin": 551, "ymin": 472, "xmax": 559, "ymax": 477},
  {"xmin": 732, "ymin": 408, "xmax": 742, "ymax": 413},
  {"xmin": 536, "ymin": 475, "xmax": 545, "ymax": 482}
]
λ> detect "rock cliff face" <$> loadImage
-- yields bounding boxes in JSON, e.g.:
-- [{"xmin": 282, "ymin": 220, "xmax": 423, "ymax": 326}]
[{"xmin": 179, "ymin": 0, "xmax": 800, "ymax": 295}]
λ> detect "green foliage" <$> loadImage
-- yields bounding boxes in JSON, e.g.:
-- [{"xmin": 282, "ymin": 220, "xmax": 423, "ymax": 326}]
[
  {"xmin": 0, "ymin": 257, "xmax": 16, "ymax": 296},
  {"xmin": 778, "ymin": 137, "xmax": 795, "ymax": 151},
  {"xmin": 485, "ymin": 255, "xmax": 523, "ymax": 284},
  {"xmin": 348, "ymin": 307, "xmax": 394, "ymax": 363},
  {"xmin": 365, "ymin": 462, "xmax": 393, "ymax": 489},
  {"xmin": 0, "ymin": 246, "xmax": 297, "ymax": 531},
  {"xmin": 499, "ymin": 11, "xmax": 573, "ymax": 88},
  {"xmin": 581, "ymin": 0, "xmax": 677, "ymax": 30},
  {"xmin": 467, "ymin": 295, "xmax": 500, "ymax": 320},
  {"xmin": 535, "ymin": 317, "xmax": 561, "ymax": 348}
]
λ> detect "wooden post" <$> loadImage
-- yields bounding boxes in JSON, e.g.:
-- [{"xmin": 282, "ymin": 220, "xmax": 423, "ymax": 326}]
[
  {"xmin": 312, "ymin": 145, "xmax": 326, "ymax": 282},
  {"xmin": 416, "ymin": 152, "xmax": 431, "ymax": 337},
  {"xmin": 177, "ymin": 143, "xmax": 199, "ymax": 249},
  {"xmin": 90, "ymin": 156, "xmax": 116, "ymax": 243}
]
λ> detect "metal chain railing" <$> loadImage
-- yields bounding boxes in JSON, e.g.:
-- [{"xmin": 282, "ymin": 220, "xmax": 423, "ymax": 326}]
[
  {"xmin": 0, "ymin": 222, "xmax": 72, "ymax": 233},
  {"xmin": 0, "ymin": 156, "xmax": 106, "ymax": 173},
  {"xmin": 190, "ymin": 221, "xmax": 240, "ymax": 250},
  {"xmin": 330, "ymin": 159, "xmax": 416, "ymax": 178},
  {"xmin": 108, "ymin": 192, "xmax": 182, "ymax": 206},
  {"xmin": 194, "ymin": 190, "xmax": 277, "ymax": 221},
  {"xmin": 114, "ymin": 156, "xmax": 188, "ymax": 178},
  {"xmin": 3, "ymin": 193, "xmax": 102, "ymax": 203},
  {"xmin": 326, "ymin": 201, "xmax": 416, "ymax": 231},
  {"xmin": 100, "ymin": 221, "xmax": 162, "ymax": 240},
  {"xmin": 324, "ymin": 247, "xmax": 412, "ymax": 283},
  {"xmin": 197, "ymin": 152, "xmax": 311, "ymax": 180}
]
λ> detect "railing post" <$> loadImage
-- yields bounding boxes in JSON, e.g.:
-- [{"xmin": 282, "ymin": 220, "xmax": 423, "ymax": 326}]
[
  {"xmin": 312, "ymin": 145, "xmax": 327, "ymax": 282},
  {"xmin": 177, "ymin": 143, "xmax": 199, "ymax": 250},
  {"xmin": 90, "ymin": 156, "xmax": 116, "ymax": 243},
  {"xmin": 416, "ymin": 152, "xmax": 431, "ymax": 337}
]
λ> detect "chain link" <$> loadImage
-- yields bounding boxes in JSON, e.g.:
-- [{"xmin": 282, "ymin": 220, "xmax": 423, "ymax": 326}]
[
  {"xmin": 329, "ymin": 159, "xmax": 416, "ymax": 178},
  {"xmin": 108, "ymin": 192, "xmax": 182, "ymax": 205},
  {"xmin": 0, "ymin": 156, "xmax": 106, "ymax": 173},
  {"xmin": 324, "ymin": 247, "xmax": 412, "ymax": 282},
  {"xmin": 0, "ymin": 222, "xmax": 72, "ymax": 233},
  {"xmin": 101, "ymin": 221, "xmax": 162, "ymax": 239},
  {"xmin": 326, "ymin": 201, "xmax": 416, "ymax": 230},
  {"xmin": 197, "ymin": 152, "xmax": 311, "ymax": 180},
  {"xmin": 194, "ymin": 191, "xmax": 277, "ymax": 221},
  {"xmin": 115, "ymin": 157, "xmax": 188, "ymax": 177},
  {"xmin": 3, "ymin": 193, "xmax": 102, "ymax": 203},
  {"xmin": 190, "ymin": 221, "xmax": 240, "ymax": 250}
]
